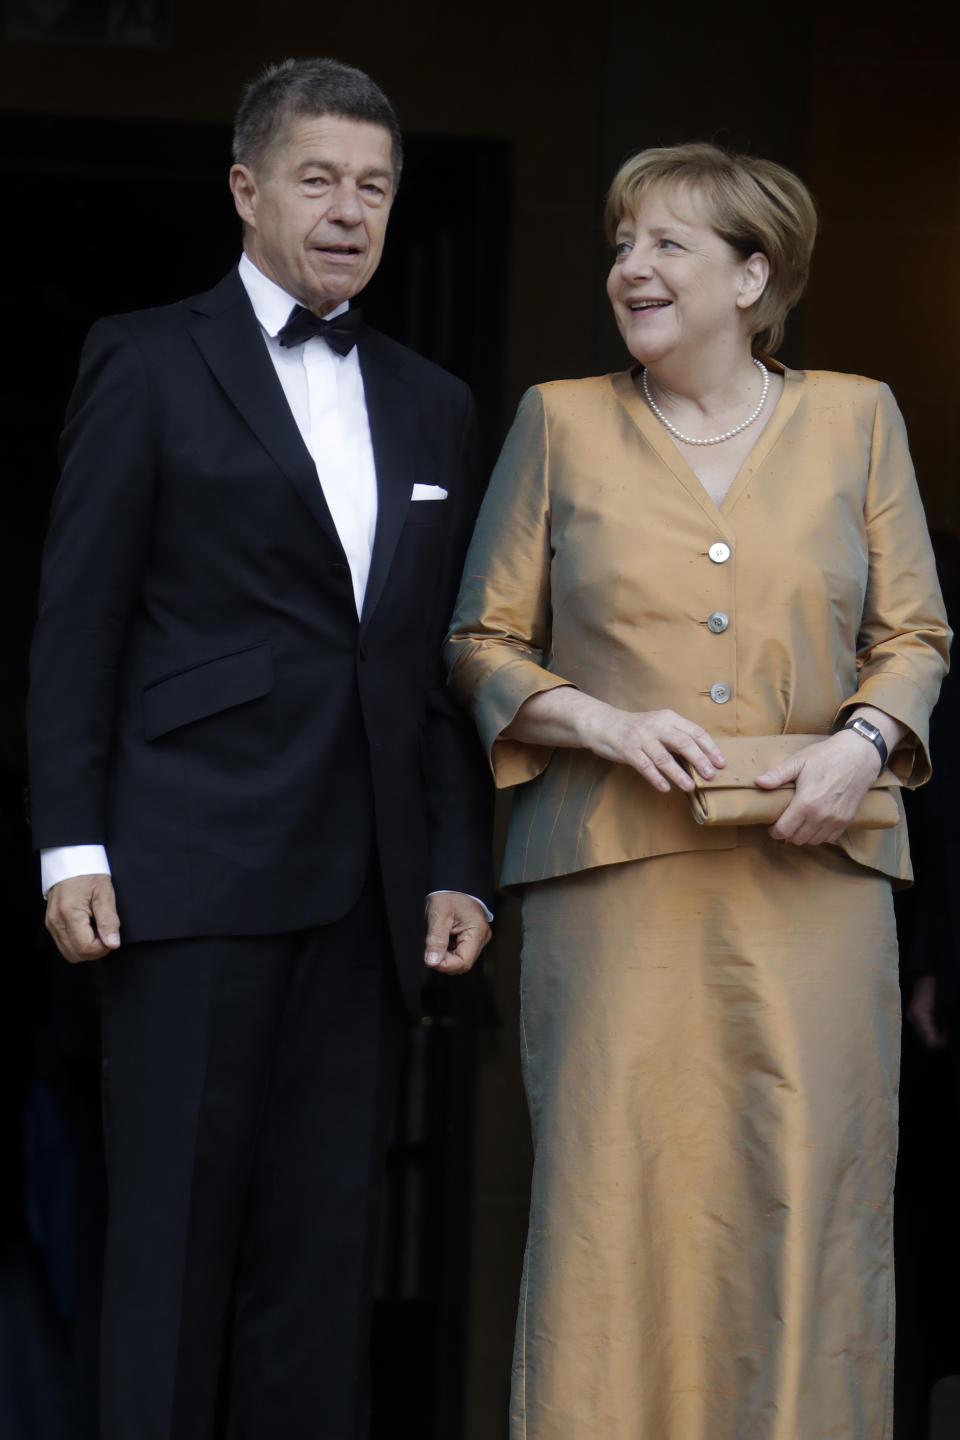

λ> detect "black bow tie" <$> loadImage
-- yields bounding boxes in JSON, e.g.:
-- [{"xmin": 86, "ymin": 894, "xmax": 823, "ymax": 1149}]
[{"xmin": 276, "ymin": 305, "xmax": 365, "ymax": 356}]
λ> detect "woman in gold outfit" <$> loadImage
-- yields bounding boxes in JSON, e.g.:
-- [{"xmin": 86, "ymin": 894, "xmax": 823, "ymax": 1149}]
[{"xmin": 446, "ymin": 145, "xmax": 950, "ymax": 1439}]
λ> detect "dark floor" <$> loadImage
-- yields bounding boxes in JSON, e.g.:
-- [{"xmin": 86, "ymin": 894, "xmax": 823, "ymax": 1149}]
[{"xmin": 894, "ymin": 1018, "xmax": 960, "ymax": 1440}]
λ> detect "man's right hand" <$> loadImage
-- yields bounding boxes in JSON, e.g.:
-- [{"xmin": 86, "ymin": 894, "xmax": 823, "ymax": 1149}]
[
  {"xmin": 45, "ymin": 873, "xmax": 121, "ymax": 963},
  {"xmin": 908, "ymin": 974, "xmax": 946, "ymax": 1050}
]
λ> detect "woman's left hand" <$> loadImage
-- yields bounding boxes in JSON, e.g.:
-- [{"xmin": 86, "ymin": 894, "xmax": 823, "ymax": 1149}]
[{"xmin": 754, "ymin": 731, "xmax": 883, "ymax": 845}]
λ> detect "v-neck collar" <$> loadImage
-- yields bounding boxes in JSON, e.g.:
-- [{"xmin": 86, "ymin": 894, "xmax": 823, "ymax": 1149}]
[{"xmin": 610, "ymin": 360, "xmax": 806, "ymax": 527}]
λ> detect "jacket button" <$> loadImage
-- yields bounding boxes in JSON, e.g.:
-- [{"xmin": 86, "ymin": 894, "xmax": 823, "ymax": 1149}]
[
  {"xmin": 710, "ymin": 682, "xmax": 731, "ymax": 704},
  {"xmin": 708, "ymin": 542, "xmax": 731, "ymax": 564},
  {"xmin": 707, "ymin": 611, "xmax": 729, "ymax": 633}
]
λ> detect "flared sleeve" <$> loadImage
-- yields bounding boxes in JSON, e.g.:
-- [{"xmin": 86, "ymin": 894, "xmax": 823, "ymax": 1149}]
[
  {"xmin": 445, "ymin": 387, "xmax": 574, "ymax": 788},
  {"xmin": 835, "ymin": 383, "xmax": 951, "ymax": 785}
]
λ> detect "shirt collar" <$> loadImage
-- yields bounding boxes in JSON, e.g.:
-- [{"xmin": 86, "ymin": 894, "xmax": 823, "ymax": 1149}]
[{"xmin": 238, "ymin": 252, "xmax": 350, "ymax": 339}]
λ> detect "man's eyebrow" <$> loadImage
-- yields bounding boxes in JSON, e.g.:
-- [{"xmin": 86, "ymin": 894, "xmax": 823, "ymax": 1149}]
[{"xmin": 296, "ymin": 157, "xmax": 393, "ymax": 182}]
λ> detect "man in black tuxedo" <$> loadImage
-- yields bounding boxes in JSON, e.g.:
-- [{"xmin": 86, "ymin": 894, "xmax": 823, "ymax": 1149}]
[{"xmin": 27, "ymin": 58, "xmax": 493, "ymax": 1439}]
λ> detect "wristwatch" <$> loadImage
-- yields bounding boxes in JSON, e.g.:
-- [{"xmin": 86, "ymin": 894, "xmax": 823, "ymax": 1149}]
[{"xmin": 842, "ymin": 716, "xmax": 888, "ymax": 772}]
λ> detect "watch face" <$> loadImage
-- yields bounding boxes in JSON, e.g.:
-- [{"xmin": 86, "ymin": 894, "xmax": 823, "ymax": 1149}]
[{"xmin": 846, "ymin": 718, "xmax": 887, "ymax": 767}]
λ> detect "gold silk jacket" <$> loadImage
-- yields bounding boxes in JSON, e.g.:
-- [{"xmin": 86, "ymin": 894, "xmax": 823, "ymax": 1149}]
[{"xmin": 445, "ymin": 366, "xmax": 950, "ymax": 886}]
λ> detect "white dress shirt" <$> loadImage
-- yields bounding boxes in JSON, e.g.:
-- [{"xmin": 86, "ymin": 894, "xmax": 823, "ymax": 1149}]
[{"xmin": 42, "ymin": 254, "xmax": 491, "ymax": 921}]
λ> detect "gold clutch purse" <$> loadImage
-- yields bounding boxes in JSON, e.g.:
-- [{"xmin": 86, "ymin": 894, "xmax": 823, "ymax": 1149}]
[{"xmin": 681, "ymin": 734, "xmax": 901, "ymax": 829}]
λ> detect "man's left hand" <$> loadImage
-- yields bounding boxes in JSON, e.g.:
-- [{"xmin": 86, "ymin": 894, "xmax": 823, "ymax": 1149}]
[{"xmin": 424, "ymin": 892, "xmax": 492, "ymax": 975}]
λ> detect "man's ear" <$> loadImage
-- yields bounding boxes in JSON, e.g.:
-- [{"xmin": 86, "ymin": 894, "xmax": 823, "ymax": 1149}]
[
  {"xmin": 736, "ymin": 251, "xmax": 769, "ymax": 312},
  {"xmin": 229, "ymin": 164, "xmax": 258, "ymax": 228}
]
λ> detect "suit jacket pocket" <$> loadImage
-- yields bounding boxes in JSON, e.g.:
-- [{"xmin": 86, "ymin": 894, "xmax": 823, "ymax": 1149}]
[
  {"xmin": 142, "ymin": 642, "xmax": 273, "ymax": 741},
  {"xmin": 404, "ymin": 490, "xmax": 448, "ymax": 527}
]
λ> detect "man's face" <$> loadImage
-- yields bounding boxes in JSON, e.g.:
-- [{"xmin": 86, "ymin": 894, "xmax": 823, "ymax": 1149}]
[{"xmin": 230, "ymin": 114, "xmax": 396, "ymax": 315}]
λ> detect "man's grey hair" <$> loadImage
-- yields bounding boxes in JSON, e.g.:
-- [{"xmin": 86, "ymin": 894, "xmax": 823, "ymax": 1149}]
[{"xmin": 232, "ymin": 58, "xmax": 403, "ymax": 185}]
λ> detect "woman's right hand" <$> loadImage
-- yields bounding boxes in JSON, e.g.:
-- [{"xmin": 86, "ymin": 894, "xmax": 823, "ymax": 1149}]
[
  {"xmin": 506, "ymin": 690, "xmax": 724, "ymax": 791},
  {"xmin": 582, "ymin": 705, "xmax": 725, "ymax": 793}
]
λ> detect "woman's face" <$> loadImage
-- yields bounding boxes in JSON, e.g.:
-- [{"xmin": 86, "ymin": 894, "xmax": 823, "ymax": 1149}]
[{"xmin": 606, "ymin": 184, "xmax": 765, "ymax": 367}]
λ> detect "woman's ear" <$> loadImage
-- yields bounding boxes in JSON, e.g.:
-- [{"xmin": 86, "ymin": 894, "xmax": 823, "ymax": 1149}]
[{"xmin": 737, "ymin": 252, "xmax": 770, "ymax": 311}]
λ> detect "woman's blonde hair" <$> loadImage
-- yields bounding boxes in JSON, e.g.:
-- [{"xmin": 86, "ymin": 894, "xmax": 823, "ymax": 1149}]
[{"xmin": 605, "ymin": 143, "xmax": 818, "ymax": 355}]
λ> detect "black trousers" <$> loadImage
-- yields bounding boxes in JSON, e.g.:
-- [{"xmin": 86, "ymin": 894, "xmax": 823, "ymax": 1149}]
[{"xmin": 98, "ymin": 868, "xmax": 408, "ymax": 1440}]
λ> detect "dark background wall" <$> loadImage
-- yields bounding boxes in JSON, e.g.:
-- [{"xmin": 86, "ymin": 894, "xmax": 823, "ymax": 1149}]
[
  {"xmin": 1, "ymin": 3, "xmax": 957, "ymax": 1438},
  {"xmin": 1, "ymin": 4, "xmax": 957, "ymax": 500}
]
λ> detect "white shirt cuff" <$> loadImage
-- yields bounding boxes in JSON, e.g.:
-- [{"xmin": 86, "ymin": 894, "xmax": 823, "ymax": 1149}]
[
  {"xmin": 426, "ymin": 890, "xmax": 494, "ymax": 924},
  {"xmin": 41, "ymin": 845, "xmax": 111, "ymax": 900}
]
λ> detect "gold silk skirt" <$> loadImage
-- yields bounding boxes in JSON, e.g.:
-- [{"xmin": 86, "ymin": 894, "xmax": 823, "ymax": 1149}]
[{"xmin": 511, "ymin": 836, "xmax": 899, "ymax": 1440}]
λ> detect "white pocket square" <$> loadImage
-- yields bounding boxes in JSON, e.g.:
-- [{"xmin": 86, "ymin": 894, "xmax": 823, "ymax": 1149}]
[{"xmin": 411, "ymin": 484, "xmax": 448, "ymax": 501}]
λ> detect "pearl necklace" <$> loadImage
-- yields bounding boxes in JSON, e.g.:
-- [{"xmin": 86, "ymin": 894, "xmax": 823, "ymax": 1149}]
[{"xmin": 642, "ymin": 358, "xmax": 770, "ymax": 446}]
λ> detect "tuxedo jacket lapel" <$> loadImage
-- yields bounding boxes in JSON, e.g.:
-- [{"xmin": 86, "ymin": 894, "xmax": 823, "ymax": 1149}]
[
  {"xmin": 359, "ymin": 332, "xmax": 419, "ymax": 633},
  {"xmin": 186, "ymin": 273, "xmax": 419, "ymax": 627},
  {"xmin": 186, "ymin": 271, "xmax": 344, "ymax": 553}
]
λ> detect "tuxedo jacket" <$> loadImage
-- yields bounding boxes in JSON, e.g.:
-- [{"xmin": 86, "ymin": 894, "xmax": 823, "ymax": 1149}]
[{"xmin": 28, "ymin": 268, "xmax": 493, "ymax": 1008}]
